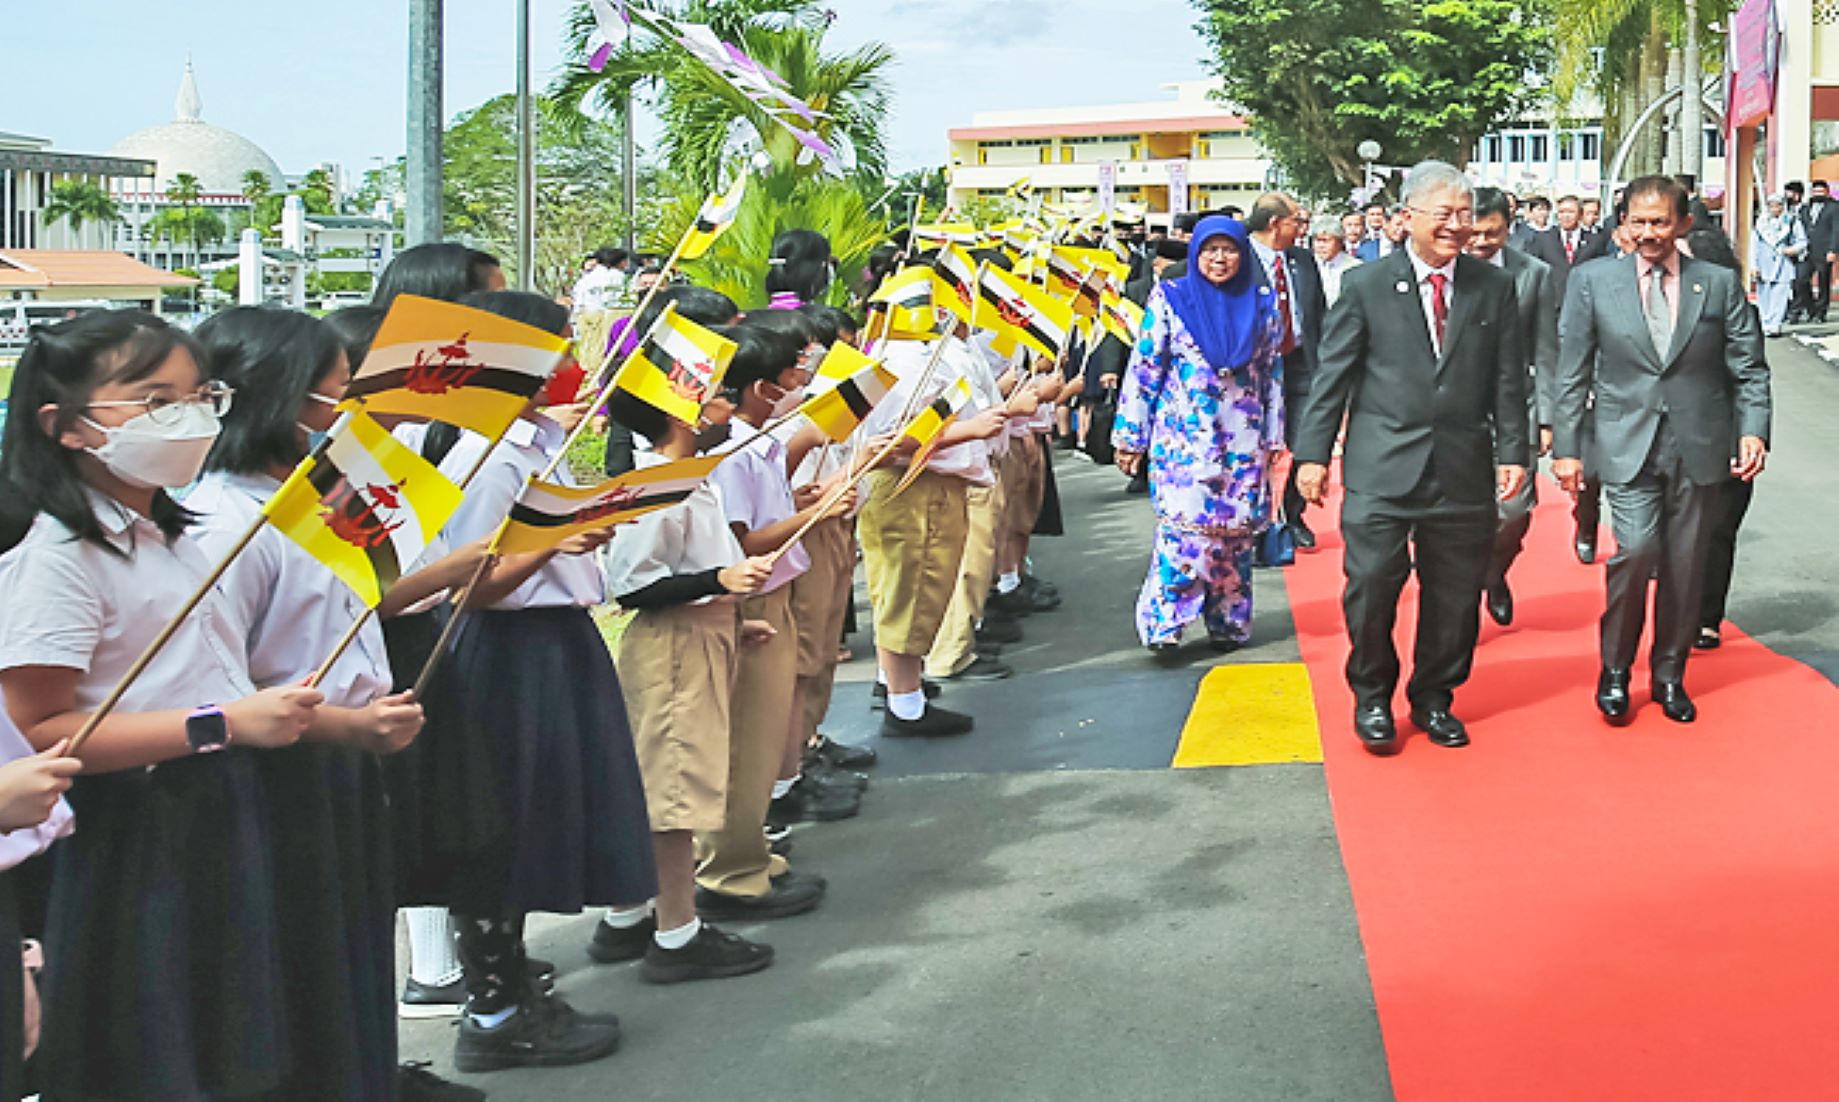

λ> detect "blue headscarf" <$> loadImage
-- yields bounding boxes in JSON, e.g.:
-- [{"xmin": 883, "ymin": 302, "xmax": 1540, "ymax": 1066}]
[{"xmin": 1162, "ymin": 216, "xmax": 1272, "ymax": 370}]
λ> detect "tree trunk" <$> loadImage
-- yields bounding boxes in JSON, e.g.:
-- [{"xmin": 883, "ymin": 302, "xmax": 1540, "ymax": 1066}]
[
  {"xmin": 1663, "ymin": 46, "xmax": 1683, "ymax": 176},
  {"xmin": 1638, "ymin": 19, "xmax": 1667, "ymax": 176},
  {"xmin": 1680, "ymin": 12, "xmax": 1704, "ymax": 184}
]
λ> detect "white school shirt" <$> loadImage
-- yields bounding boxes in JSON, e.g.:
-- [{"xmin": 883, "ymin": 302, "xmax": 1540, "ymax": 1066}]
[
  {"xmin": 570, "ymin": 266, "xmax": 615, "ymax": 314},
  {"xmin": 864, "ymin": 337, "xmax": 995, "ymax": 487},
  {"xmin": 968, "ymin": 331, "xmax": 1017, "ymax": 457},
  {"xmin": 185, "ymin": 471, "xmax": 392, "ymax": 710},
  {"xmin": 440, "ymin": 415, "xmax": 607, "ymax": 610},
  {"xmin": 0, "ymin": 692, "xmax": 74, "ymax": 870},
  {"xmin": 1405, "ymin": 242, "xmax": 1457, "ymax": 359},
  {"xmin": 602, "ymin": 451, "xmax": 744, "ymax": 603},
  {"xmin": 710, "ymin": 420, "xmax": 810, "ymax": 594},
  {"xmin": 0, "ymin": 491, "xmax": 257, "ymax": 717}
]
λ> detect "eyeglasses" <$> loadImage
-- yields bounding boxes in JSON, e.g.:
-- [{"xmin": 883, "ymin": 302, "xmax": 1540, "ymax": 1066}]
[
  {"xmin": 86, "ymin": 380, "xmax": 235, "ymax": 425},
  {"xmin": 1196, "ymin": 243, "xmax": 1239, "ymax": 259},
  {"xmin": 1410, "ymin": 207, "xmax": 1475, "ymax": 227}
]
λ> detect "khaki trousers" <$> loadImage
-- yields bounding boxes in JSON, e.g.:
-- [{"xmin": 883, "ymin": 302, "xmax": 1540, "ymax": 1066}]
[
  {"xmin": 925, "ymin": 481, "xmax": 1004, "ymax": 678},
  {"xmin": 790, "ymin": 516, "xmax": 854, "ymax": 743},
  {"xmin": 694, "ymin": 586, "xmax": 796, "ymax": 897},
  {"xmin": 620, "ymin": 601, "xmax": 739, "ymax": 832},
  {"xmin": 857, "ymin": 468, "xmax": 971, "ymax": 658}
]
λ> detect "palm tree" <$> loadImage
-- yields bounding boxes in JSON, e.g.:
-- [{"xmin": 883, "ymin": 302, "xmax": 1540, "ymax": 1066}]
[
  {"xmin": 240, "ymin": 169, "xmax": 272, "ymax": 236},
  {"xmin": 164, "ymin": 172, "xmax": 205, "ymax": 270},
  {"xmin": 300, "ymin": 167, "xmax": 337, "ymax": 214},
  {"xmin": 1553, "ymin": 0, "xmax": 1722, "ymax": 181},
  {"xmin": 40, "ymin": 179, "xmax": 121, "ymax": 248}
]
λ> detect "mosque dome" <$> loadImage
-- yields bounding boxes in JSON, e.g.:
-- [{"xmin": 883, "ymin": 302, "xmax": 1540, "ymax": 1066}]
[{"xmin": 108, "ymin": 62, "xmax": 285, "ymax": 196}]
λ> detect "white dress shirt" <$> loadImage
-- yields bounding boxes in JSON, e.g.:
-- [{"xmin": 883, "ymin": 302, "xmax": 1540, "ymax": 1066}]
[
  {"xmin": 1250, "ymin": 237, "xmax": 1305, "ymax": 347},
  {"xmin": 0, "ymin": 696, "xmax": 73, "ymax": 868},
  {"xmin": 1406, "ymin": 243, "xmax": 1457, "ymax": 358},
  {"xmin": 440, "ymin": 415, "xmax": 607, "ymax": 609},
  {"xmin": 0, "ymin": 490, "xmax": 256, "ymax": 716},
  {"xmin": 187, "ymin": 471, "xmax": 392, "ymax": 709},
  {"xmin": 602, "ymin": 451, "xmax": 743, "ymax": 603},
  {"xmin": 862, "ymin": 336, "xmax": 995, "ymax": 487},
  {"xmin": 710, "ymin": 420, "xmax": 811, "ymax": 594},
  {"xmin": 1317, "ymin": 252, "xmax": 1361, "ymax": 307}
]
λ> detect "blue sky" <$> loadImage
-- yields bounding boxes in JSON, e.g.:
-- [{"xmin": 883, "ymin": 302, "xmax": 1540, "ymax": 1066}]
[{"xmin": 9, "ymin": 0, "xmax": 1208, "ymax": 178}]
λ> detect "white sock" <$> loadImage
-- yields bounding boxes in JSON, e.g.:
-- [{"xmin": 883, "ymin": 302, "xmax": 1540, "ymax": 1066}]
[
  {"xmin": 888, "ymin": 688, "xmax": 925, "ymax": 721},
  {"xmin": 405, "ymin": 907, "xmax": 462, "ymax": 987},
  {"xmin": 602, "ymin": 903, "xmax": 652, "ymax": 928},
  {"xmin": 655, "ymin": 917, "xmax": 702, "ymax": 950},
  {"xmin": 471, "ymin": 1005, "xmax": 518, "ymax": 1029},
  {"xmin": 876, "ymin": 666, "xmax": 889, "ymax": 686},
  {"xmin": 997, "ymin": 571, "xmax": 1022, "ymax": 594},
  {"xmin": 772, "ymin": 776, "xmax": 797, "ymax": 800}
]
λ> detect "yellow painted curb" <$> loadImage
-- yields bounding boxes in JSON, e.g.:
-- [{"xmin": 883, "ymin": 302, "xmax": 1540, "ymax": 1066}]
[{"xmin": 1172, "ymin": 662, "xmax": 1323, "ymax": 768}]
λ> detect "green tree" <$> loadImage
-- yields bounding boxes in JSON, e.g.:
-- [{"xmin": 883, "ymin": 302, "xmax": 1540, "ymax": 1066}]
[
  {"xmin": 299, "ymin": 167, "xmax": 338, "ymax": 214},
  {"xmin": 1194, "ymin": 0, "xmax": 1552, "ymax": 201},
  {"xmin": 1552, "ymin": 0, "xmax": 1720, "ymax": 180},
  {"xmin": 40, "ymin": 179, "xmax": 121, "ymax": 246},
  {"xmin": 237, "ymin": 169, "xmax": 274, "ymax": 238}
]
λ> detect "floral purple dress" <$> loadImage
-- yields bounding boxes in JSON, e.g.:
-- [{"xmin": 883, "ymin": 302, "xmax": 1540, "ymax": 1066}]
[{"xmin": 1114, "ymin": 283, "xmax": 1285, "ymax": 645}]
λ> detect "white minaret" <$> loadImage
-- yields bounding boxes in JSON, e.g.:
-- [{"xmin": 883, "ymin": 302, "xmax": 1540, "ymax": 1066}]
[
  {"xmin": 175, "ymin": 58, "xmax": 203, "ymax": 123},
  {"xmin": 238, "ymin": 228, "xmax": 263, "ymax": 304}
]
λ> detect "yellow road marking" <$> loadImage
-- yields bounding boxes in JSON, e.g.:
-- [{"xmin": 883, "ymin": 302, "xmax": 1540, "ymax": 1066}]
[{"xmin": 1172, "ymin": 663, "xmax": 1323, "ymax": 768}]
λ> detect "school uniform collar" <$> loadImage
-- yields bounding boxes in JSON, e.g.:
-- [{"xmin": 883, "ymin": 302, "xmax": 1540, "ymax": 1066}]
[
  {"xmin": 721, "ymin": 417, "xmax": 782, "ymax": 458},
  {"xmin": 503, "ymin": 413, "xmax": 564, "ymax": 452},
  {"xmin": 219, "ymin": 471, "xmax": 283, "ymax": 499},
  {"xmin": 82, "ymin": 485, "xmax": 163, "ymax": 542}
]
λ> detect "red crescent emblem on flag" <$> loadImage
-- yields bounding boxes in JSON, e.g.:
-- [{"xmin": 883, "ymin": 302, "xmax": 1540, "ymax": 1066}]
[
  {"xmin": 404, "ymin": 333, "xmax": 487, "ymax": 395},
  {"xmin": 667, "ymin": 360, "xmax": 713, "ymax": 402},
  {"xmin": 320, "ymin": 478, "xmax": 407, "ymax": 550},
  {"xmin": 994, "ymin": 296, "xmax": 1030, "ymax": 331},
  {"xmin": 573, "ymin": 485, "xmax": 642, "ymax": 525}
]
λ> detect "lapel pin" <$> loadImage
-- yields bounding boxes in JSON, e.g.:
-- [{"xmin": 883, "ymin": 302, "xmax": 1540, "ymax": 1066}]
[
  {"xmin": 1395, "ymin": 280, "xmax": 1411, "ymax": 293},
  {"xmin": 1692, "ymin": 283, "xmax": 1702, "ymax": 294}
]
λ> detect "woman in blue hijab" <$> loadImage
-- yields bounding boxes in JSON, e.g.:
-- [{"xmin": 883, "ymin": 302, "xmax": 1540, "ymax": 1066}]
[{"xmin": 1113, "ymin": 216, "xmax": 1285, "ymax": 656}]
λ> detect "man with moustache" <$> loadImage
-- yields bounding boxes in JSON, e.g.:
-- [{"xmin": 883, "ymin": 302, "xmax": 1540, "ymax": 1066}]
[{"xmin": 1295, "ymin": 162, "xmax": 1529, "ymax": 754}]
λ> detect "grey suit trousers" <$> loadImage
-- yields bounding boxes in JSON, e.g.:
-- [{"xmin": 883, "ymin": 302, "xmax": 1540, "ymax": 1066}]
[{"xmin": 1601, "ymin": 420, "xmax": 1716, "ymax": 682}]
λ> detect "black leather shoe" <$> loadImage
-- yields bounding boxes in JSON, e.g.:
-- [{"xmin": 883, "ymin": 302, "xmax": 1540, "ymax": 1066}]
[
  {"xmin": 1289, "ymin": 517, "xmax": 1317, "ymax": 549},
  {"xmin": 1410, "ymin": 708, "xmax": 1470, "ymax": 748},
  {"xmin": 985, "ymin": 588, "xmax": 1036, "ymax": 618},
  {"xmin": 586, "ymin": 913, "xmax": 656, "ymax": 964},
  {"xmin": 1596, "ymin": 668, "xmax": 1632, "ymax": 724},
  {"xmin": 1574, "ymin": 536, "xmax": 1597, "ymax": 565},
  {"xmin": 640, "ymin": 922, "xmax": 774, "ymax": 985},
  {"xmin": 1353, "ymin": 705, "xmax": 1399, "ymax": 755},
  {"xmin": 943, "ymin": 655, "xmax": 1014, "ymax": 682},
  {"xmin": 1652, "ymin": 681, "xmax": 1696, "ymax": 723},
  {"xmin": 881, "ymin": 703, "xmax": 974, "ymax": 738},
  {"xmin": 809, "ymin": 735, "xmax": 876, "ymax": 769},
  {"xmin": 976, "ymin": 613, "xmax": 1023, "ymax": 646},
  {"xmin": 1695, "ymin": 627, "xmax": 1722, "ymax": 651},
  {"xmin": 1485, "ymin": 581, "xmax": 1514, "ymax": 627},
  {"xmin": 695, "ymin": 875, "xmax": 825, "ymax": 921}
]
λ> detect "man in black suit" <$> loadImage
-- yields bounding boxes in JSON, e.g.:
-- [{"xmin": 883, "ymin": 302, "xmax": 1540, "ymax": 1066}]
[
  {"xmin": 1553, "ymin": 175, "xmax": 1771, "ymax": 725},
  {"xmin": 1805, "ymin": 180, "xmax": 1839, "ymax": 323},
  {"xmin": 1783, "ymin": 181, "xmax": 1811, "ymax": 322},
  {"xmin": 1296, "ymin": 161, "xmax": 1530, "ymax": 754},
  {"xmin": 1466, "ymin": 187, "xmax": 1558, "ymax": 626},
  {"xmin": 1246, "ymin": 191, "xmax": 1328, "ymax": 549}
]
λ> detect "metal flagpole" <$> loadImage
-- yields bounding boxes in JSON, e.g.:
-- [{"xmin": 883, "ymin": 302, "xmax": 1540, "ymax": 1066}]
[{"xmin": 515, "ymin": 0, "xmax": 537, "ymax": 291}]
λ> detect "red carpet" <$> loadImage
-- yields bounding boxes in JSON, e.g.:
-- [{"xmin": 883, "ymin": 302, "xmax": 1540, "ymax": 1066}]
[{"xmin": 1285, "ymin": 475, "xmax": 1839, "ymax": 1101}]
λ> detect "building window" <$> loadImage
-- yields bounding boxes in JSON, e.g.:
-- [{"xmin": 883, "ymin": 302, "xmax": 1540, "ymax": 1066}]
[
  {"xmin": 1529, "ymin": 134, "xmax": 1549, "ymax": 162},
  {"xmin": 1508, "ymin": 134, "xmax": 1527, "ymax": 162},
  {"xmin": 1579, "ymin": 132, "xmax": 1600, "ymax": 161},
  {"xmin": 1557, "ymin": 132, "xmax": 1576, "ymax": 161},
  {"xmin": 1705, "ymin": 128, "xmax": 1726, "ymax": 157},
  {"xmin": 1484, "ymin": 134, "xmax": 1503, "ymax": 162}
]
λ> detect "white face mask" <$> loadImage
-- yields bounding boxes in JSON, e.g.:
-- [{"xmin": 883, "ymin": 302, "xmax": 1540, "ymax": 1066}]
[
  {"xmin": 82, "ymin": 401, "xmax": 222, "ymax": 489},
  {"xmin": 767, "ymin": 382, "xmax": 805, "ymax": 420},
  {"xmin": 296, "ymin": 392, "xmax": 342, "ymax": 453}
]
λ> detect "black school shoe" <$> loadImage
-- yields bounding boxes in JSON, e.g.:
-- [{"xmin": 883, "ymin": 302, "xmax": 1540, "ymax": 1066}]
[
  {"xmin": 881, "ymin": 703, "xmax": 974, "ymax": 738},
  {"xmin": 400, "ymin": 957, "xmax": 552, "ymax": 1019},
  {"xmin": 452, "ymin": 992, "xmax": 621, "ymax": 1073},
  {"xmin": 976, "ymin": 613, "xmax": 1023, "ymax": 646},
  {"xmin": 767, "ymin": 774, "xmax": 861, "ymax": 828},
  {"xmin": 695, "ymin": 872, "xmax": 827, "ymax": 921},
  {"xmin": 984, "ymin": 588, "xmax": 1037, "ymax": 618},
  {"xmin": 398, "ymin": 1061, "xmax": 486, "ymax": 1102},
  {"xmin": 801, "ymin": 755, "xmax": 870, "ymax": 792},
  {"xmin": 943, "ymin": 655, "xmax": 1013, "ymax": 682},
  {"xmin": 586, "ymin": 913, "xmax": 657, "ymax": 964},
  {"xmin": 809, "ymin": 734, "xmax": 877, "ymax": 769},
  {"xmin": 641, "ymin": 923, "xmax": 775, "ymax": 985},
  {"xmin": 869, "ymin": 679, "xmax": 941, "ymax": 711}
]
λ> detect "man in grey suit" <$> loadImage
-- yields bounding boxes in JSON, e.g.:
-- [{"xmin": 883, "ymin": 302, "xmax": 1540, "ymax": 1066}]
[
  {"xmin": 1466, "ymin": 187, "xmax": 1558, "ymax": 626},
  {"xmin": 1552, "ymin": 175, "xmax": 1771, "ymax": 725},
  {"xmin": 1297, "ymin": 162, "xmax": 1530, "ymax": 754}
]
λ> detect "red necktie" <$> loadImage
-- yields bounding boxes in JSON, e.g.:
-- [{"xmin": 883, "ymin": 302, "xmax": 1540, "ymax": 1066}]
[
  {"xmin": 1564, "ymin": 232, "xmax": 1576, "ymax": 262},
  {"xmin": 1426, "ymin": 271, "xmax": 1449, "ymax": 351},
  {"xmin": 1272, "ymin": 256, "xmax": 1298, "ymax": 356}
]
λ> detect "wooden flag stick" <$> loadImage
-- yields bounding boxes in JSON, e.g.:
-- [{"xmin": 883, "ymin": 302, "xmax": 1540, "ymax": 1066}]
[
  {"xmin": 409, "ymin": 541, "xmax": 500, "ymax": 701},
  {"xmin": 64, "ymin": 511, "xmax": 268, "ymax": 755}
]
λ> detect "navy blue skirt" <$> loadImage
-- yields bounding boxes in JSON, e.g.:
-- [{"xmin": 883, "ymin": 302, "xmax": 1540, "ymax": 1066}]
[{"xmin": 408, "ymin": 606, "xmax": 657, "ymax": 917}]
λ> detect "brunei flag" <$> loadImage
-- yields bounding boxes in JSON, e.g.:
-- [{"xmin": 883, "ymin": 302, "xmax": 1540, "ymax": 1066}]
[
  {"xmin": 1044, "ymin": 249, "xmax": 1106, "ymax": 318},
  {"xmin": 929, "ymin": 244, "xmax": 980, "ymax": 325},
  {"xmin": 798, "ymin": 361, "xmax": 899, "ymax": 443},
  {"xmin": 679, "ymin": 173, "xmax": 748, "ymax": 261},
  {"xmin": 912, "ymin": 223, "xmax": 981, "ymax": 249},
  {"xmin": 611, "ymin": 303, "xmax": 737, "ymax": 427},
  {"xmin": 1100, "ymin": 290, "xmax": 1146, "ymax": 345},
  {"xmin": 892, "ymin": 378, "xmax": 975, "ymax": 496},
  {"xmin": 974, "ymin": 265, "xmax": 1075, "ymax": 361},
  {"xmin": 866, "ymin": 266, "xmax": 939, "ymax": 340},
  {"xmin": 263, "ymin": 411, "xmax": 463, "ymax": 608},
  {"xmin": 495, "ymin": 455, "xmax": 724, "ymax": 555},
  {"xmin": 345, "ymin": 295, "xmax": 569, "ymax": 442},
  {"xmin": 813, "ymin": 340, "xmax": 878, "ymax": 383}
]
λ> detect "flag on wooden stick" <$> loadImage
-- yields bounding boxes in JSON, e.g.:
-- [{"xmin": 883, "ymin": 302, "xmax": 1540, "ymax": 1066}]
[
  {"xmin": 929, "ymin": 245, "xmax": 980, "ymax": 325},
  {"xmin": 679, "ymin": 173, "xmax": 748, "ymax": 260},
  {"xmin": 343, "ymin": 295, "xmax": 569, "ymax": 441},
  {"xmin": 892, "ymin": 378, "xmax": 974, "ymax": 496},
  {"xmin": 866, "ymin": 266, "xmax": 939, "ymax": 340},
  {"xmin": 799, "ymin": 362, "xmax": 899, "ymax": 443},
  {"xmin": 262, "ymin": 411, "xmax": 463, "ymax": 607},
  {"xmin": 496, "ymin": 455, "xmax": 724, "ymax": 555},
  {"xmin": 611, "ymin": 303, "xmax": 738, "ymax": 426},
  {"xmin": 974, "ymin": 265, "xmax": 1075, "ymax": 361}
]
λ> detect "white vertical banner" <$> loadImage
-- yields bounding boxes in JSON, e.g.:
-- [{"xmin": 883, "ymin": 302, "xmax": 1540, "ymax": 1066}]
[
  {"xmin": 1166, "ymin": 159, "xmax": 1191, "ymax": 216},
  {"xmin": 1097, "ymin": 160, "xmax": 1117, "ymax": 215}
]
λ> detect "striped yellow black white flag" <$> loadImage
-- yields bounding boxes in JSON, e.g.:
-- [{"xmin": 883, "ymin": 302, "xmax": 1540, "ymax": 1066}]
[
  {"xmin": 1100, "ymin": 290, "xmax": 1146, "ymax": 346},
  {"xmin": 495, "ymin": 455, "xmax": 725, "ymax": 555},
  {"xmin": 798, "ymin": 362, "xmax": 899, "ymax": 443},
  {"xmin": 929, "ymin": 244, "xmax": 980, "ymax": 324},
  {"xmin": 892, "ymin": 378, "xmax": 974, "ymax": 496},
  {"xmin": 679, "ymin": 174, "xmax": 748, "ymax": 261},
  {"xmin": 262, "ymin": 410, "xmax": 463, "ymax": 607},
  {"xmin": 973, "ymin": 265, "xmax": 1075, "ymax": 361},
  {"xmin": 866, "ymin": 266, "xmax": 938, "ymax": 340},
  {"xmin": 344, "ymin": 295, "xmax": 569, "ymax": 442},
  {"xmin": 611, "ymin": 303, "xmax": 738, "ymax": 427}
]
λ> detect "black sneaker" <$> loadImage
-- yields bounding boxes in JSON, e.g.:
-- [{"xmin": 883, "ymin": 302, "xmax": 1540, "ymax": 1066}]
[
  {"xmin": 976, "ymin": 614, "xmax": 1023, "ymax": 646},
  {"xmin": 586, "ymin": 913, "xmax": 657, "ymax": 964},
  {"xmin": 767, "ymin": 775, "xmax": 860, "ymax": 828},
  {"xmin": 400, "ymin": 975, "xmax": 465, "ymax": 1020},
  {"xmin": 943, "ymin": 655, "xmax": 1013, "ymax": 682},
  {"xmin": 641, "ymin": 923, "xmax": 775, "ymax": 984},
  {"xmin": 800, "ymin": 756, "xmax": 869, "ymax": 792},
  {"xmin": 881, "ymin": 703, "xmax": 975, "ymax": 738},
  {"xmin": 1020, "ymin": 575, "xmax": 1059, "ymax": 600},
  {"xmin": 810, "ymin": 734, "xmax": 877, "ymax": 769},
  {"xmin": 769, "ymin": 831, "xmax": 793, "ymax": 856},
  {"xmin": 985, "ymin": 588, "xmax": 1035, "ymax": 618},
  {"xmin": 398, "ymin": 1061, "xmax": 486, "ymax": 1101},
  {"xmin": 452, "ymin": 993, "xmax": 621, "ymax": 1073},
  {"xmin": 869, "ymin": 679, "xmax": 941, "ymax": 711},
  {"xmin": 695, "ymin": 873, "xmax": 826, "ymax": 921},
  {"xmin": 974, "ymin": 640, "xmax": 1005, "ymax": 658}
]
